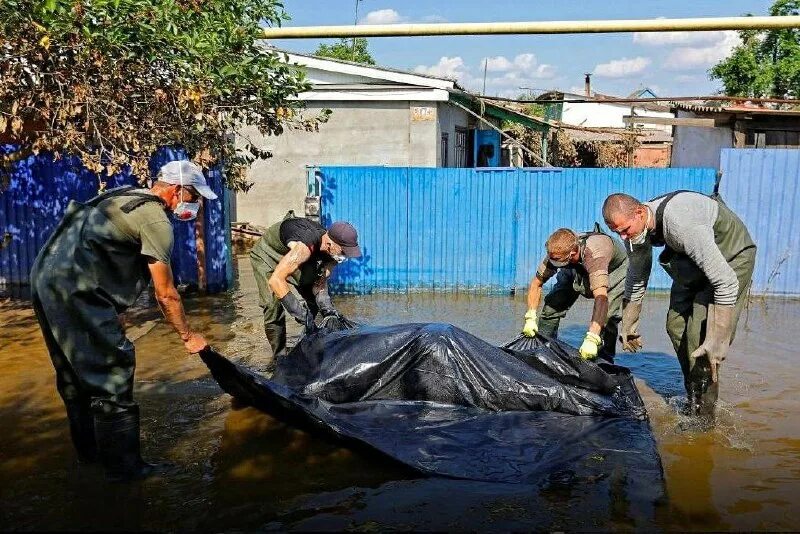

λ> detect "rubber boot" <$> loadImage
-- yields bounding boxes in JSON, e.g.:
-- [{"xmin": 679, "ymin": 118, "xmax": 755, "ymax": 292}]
[
  {"xmin": 65, "ymin": 401, "xmax": 98, "ymax": 463},
  {"xmin": 94, "ymin": 406, "xmax": 169, "ymax": 482},
  {"xmin": 681, "ymin": 360, "xmax": 718, "ymax": 430}
]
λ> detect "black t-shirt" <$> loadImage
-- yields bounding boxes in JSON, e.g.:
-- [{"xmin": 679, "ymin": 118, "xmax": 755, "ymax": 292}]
[{"xmin": 279, "ymin": 218, "xmax": 327, "ymax": 255}]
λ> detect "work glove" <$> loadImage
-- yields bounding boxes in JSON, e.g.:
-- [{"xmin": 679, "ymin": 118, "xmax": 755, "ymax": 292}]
[
  {"xmin": 315, "ymin": 288, "xmax": 340, "ymax": 318},
  {"xmin": 620, "ymin": 299, "xmax": 643, "ymax": 352},
  {"xmin": 690, "ymin": 303, "xmax": 735, "ymax": 383},
  {"xmin": 579, "ymin": 331, "xmax": 602, "ymax": 360},
  {"xmin": 279, "ymin": 292, "xmax": 316, "ymax": 335},
  {"xmin": 522, "ymin": 309, "xmax": 539, "ymax": 337}
]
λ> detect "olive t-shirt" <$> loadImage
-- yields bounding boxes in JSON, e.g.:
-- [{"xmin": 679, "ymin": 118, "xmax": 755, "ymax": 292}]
[{"xmin": 101, "ymin": 193, "xmax": 174, "ymax": 264}]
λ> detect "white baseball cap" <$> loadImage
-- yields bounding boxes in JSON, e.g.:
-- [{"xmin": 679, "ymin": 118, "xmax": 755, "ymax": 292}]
[{"xmin": 158, "ymin": 160, "xmax": 218, "ymax": 200}]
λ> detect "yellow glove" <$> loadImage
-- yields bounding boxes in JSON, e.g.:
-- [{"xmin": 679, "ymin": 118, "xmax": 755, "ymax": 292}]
[
  {"xmin": 522, "ymin": 309, "xmax": 539, "ymax": 337},
  {"xmin": 579, "ymin": 331, "xmax": 602, "ymax": 360}
]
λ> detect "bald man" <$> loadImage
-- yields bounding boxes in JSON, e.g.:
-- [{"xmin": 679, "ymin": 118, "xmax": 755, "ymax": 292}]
[
  {"xmin": 602, "ymin": 190, "xmax": 756, "ymax": 417},
  {"xmin": 522, "ymin": 226, "xmax": 628, "ymax": 361}
]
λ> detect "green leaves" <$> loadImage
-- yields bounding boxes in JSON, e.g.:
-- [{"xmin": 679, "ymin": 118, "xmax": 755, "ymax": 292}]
[
  {"xmin": 0, "ymin": 0, "xmax": 316, "ymax": 190},
  {"xmin": 711, "ymin": 0, "xmax": 800, "ymax": 98},
  {"xmin": 315, "ymin": 38, "xmax": 376, "ymax": 66}
]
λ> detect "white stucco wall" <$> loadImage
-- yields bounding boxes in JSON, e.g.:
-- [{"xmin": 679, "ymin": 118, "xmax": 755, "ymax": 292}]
[
  {"xmin": 234, "ymin": 100, "xmax": 439, "ymax": 228},
  {"xmin": 671, "ymin": 110, "xmax": 732, "ymax": 170},
  {"xmin": 561, "ymin": 101, "xmax": 674, "ymax": 132}
]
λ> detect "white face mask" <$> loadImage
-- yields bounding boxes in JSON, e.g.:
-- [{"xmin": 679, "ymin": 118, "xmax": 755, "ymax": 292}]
[
  {"xmin": 549, "ymin": 258, "xmax": 569, "ymax": 268},
  {"xmin": 172, "ymin": 161, "xmax": 200, "ymax": 221},
  {"xmin": 627, "ymin": 208, "xmax": 652, "ymax": 250},
  {"xmin": 174, "ymin": 201, "xmax": 200, "ymax": 221},
  {"xmin": 332, "ymin": 254, "xmax": 347, "ymax": 264}
]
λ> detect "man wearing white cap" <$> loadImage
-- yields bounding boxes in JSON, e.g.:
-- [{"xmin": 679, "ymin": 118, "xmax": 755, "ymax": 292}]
[{"xmin": 30, "ymin": 159, "xmax": 216, "ymax": 481}]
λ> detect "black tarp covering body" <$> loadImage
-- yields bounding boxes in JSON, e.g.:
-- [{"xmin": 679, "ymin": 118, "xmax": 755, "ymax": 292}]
[{"xmin": 201, "ymin": 319, "xmax": 664, "ymax": 498}]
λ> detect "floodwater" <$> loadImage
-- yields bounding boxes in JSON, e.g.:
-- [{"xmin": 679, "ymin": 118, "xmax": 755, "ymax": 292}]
[{"xmin": 2, "ymin": 255, "xmax": 799, "ymax": 530}]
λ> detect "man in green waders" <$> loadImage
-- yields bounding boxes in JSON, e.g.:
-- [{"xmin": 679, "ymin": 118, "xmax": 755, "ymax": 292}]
[
  {"xmin": 30, "ymin": 160, "xmax": 214, "ymax": 481},
  {"xmin": 522, "ymin": 226, "xmax": 628, "ymax": 361},
  {"xmin": 602, "ymin": 190, "xmax": 756, "ymax": 417},
  {"xmin": 250, "ymin": 215, "xmax": 361, "ymax": 360}
]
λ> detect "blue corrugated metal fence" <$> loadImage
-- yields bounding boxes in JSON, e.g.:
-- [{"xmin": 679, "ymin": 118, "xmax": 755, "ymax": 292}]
[
  {"xmin": 720, "ymin": 149, "xmax": 800, "ymax": 296},
  {"xmin": 0, "ymin": 145, "xmax": 232, "ymax": 292},
  {"xmin": 320, "ymin": 166, "xmax": 717, "ymax": 294}
]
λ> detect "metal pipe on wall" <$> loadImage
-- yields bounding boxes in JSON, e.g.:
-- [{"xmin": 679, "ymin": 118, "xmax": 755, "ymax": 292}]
[{"xmin": 263, "ymin": 15, "xmax": 800, "ymax": 39}]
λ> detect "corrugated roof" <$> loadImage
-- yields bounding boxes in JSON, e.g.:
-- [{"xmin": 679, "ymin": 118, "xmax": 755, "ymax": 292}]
[{"xmin": 672, "ymin": 102, "xmax": 800, "ymax": 116}]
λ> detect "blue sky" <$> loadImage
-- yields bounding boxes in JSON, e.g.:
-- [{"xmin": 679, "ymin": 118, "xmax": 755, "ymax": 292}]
[{"xmin": 270, "ymin": 0, "xmax": 775, "ymax": 98}]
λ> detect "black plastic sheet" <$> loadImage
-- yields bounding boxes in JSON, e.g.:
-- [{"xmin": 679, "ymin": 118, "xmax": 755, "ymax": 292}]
[{"xmin": 201, "ymin": 321, "xmax": 663, "ymax": 488}]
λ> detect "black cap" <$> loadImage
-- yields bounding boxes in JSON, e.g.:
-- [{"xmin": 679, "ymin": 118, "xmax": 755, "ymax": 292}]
[{"xmin": 328, "ymin": 221, "xmax": 361, "ymax": 258}]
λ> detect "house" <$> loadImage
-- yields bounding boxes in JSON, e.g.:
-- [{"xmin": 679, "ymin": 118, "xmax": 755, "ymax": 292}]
[
  {"xmin": 536, "ymin": 89, "xmax": 675, "ymax": 133},
  {"xmin": 534, "ymin": 85, "xmax": 675, "ymax": 167},
  {"xmin": 234, "ymin": 50, "xmax": 549, "ymax": 229},
  {"xmin": 670, "ymin": 102, "xmax": 800, "ymax": 170}
]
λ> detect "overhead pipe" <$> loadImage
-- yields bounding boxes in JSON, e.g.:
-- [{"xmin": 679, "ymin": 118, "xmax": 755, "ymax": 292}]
[{"xmin": 262, "ymin": 15, "xmax": 800, "ymax": 39}]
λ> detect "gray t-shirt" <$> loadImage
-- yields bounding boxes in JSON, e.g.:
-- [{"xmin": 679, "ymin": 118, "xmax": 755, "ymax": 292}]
[{"xmin": 625, "ymin": 192, "xmax": 739, "ymax": 306}]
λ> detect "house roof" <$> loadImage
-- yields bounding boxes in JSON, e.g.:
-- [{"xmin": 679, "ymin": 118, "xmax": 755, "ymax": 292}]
[
  {"xmin": 534, "ymin": 90, "xmax": 670, "ymax": 112},
  {"xmin": 564, "ymin": 127, "xmax": 672, "ymax": 144},
  {"xmin": 672, "ymin": 102, "xmax": 800, "ymax": 116},
  {"xmin": 269, "ymin": 46, "xmax": 459, "ymax": 90}
]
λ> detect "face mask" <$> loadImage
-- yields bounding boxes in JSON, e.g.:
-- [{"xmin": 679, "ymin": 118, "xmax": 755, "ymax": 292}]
[
  {"xmin": 332, "ymin": 254, "xmax": 347, "ymax": 264},
  {"xmin": 549, "ymin": 258, "xmax": 569, "ymax": 268},
  {"xmin": 172, "ymin": 160, "xmax": 200, "ymax": 221},
  {"xmin": 627, "ymin": 208, "xmax": 652, "ymax": 250},
  {"xmin": 174, "ymin": 201, "xmax": 200, "ymax": 221}
]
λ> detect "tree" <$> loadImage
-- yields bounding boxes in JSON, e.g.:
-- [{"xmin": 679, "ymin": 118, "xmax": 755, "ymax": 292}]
[
  {"xmin": 710, "ymin": 0, "xmax": 800, "ymax": 98},
  {"xmin": 315, "ymin": 38, "xmax": 376, "ymax": 65},
  {"xmin": 0, "ymin": 0, "xmax": 328, "ymax": 190}
]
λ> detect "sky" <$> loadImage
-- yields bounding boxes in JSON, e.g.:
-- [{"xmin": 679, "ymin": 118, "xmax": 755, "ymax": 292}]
[{"xmin": 270, "ymin": 0, "xmax": 776, "ymax": 98}]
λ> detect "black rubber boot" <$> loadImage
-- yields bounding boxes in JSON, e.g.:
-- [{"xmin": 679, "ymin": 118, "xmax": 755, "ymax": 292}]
[
  {"xmin": 93, "ymin": 406, "xmax": 169, "ymax": 482},
  {"xmin": 65, "ymin": 401, "xmax": 98, "ymax": 463}
]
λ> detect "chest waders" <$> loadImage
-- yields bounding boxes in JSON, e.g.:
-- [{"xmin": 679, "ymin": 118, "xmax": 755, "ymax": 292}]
[
  {"xmin": 30, "ymin": 186, "xmax": 173, "ymax": 479},
  {"xmin": 651, "ymin": 191, "xmax": 756, "ymax": 416},
  {"xmin": 538, "ymin": 225, "xmax": 629, "ymax": 361},
  {"xmin": 249, "ymin": 212, "xmax": 324, "ymax": 360}
]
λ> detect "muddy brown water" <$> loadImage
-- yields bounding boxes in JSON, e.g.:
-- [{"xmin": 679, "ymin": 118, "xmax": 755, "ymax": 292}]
[{"xmin": 2, "ymin": 255, "xmax": 799, "ymax": 530}]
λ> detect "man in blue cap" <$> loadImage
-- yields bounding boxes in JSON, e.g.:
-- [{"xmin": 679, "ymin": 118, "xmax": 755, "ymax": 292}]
[
  {"xmin": 30, "ymin": 160, "xmax": 215, "ymax": 481},
  {"xmin": 250, "ymin": 214, "xmax": 361, "ymax": 360}
]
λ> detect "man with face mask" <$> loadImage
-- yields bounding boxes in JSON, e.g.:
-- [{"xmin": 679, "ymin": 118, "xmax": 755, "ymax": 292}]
[
  {"xmin": 602, "ymin": 190, "xmax": 756, "ymax": 417},
  {"xmin": 30, "ymin": 159, "xmax": 215, "ymax": 481},
  {"xmin": 522, "ymin": 226, "xmax": 628, "ymax": 361},
  {"xmin": 250, "ymin": 214, "xmax": 361, "ymax": 361}
]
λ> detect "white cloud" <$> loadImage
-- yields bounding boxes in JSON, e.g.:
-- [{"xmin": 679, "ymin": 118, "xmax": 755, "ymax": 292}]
[
  {"xmin": 360, "ymin": 9, "xmax": 407, "ymax": 25},
  {"xmin": 360, "ymin": 10, "xmax": 447, "ymax": 25},
  {"xmin": 485, "ymin": 56, "xmax": 514, "ymax": 72},
  {"xmin": 633, "ymin": 30, "xmax": 734, "ymax": 46},
  {"xmin": 663, "ymin": 31, "xmax": 741, "ymax": 70},
  {"xmin": 484, "ymin": 53, "xmax": 538, "ymax": 72},
  {"xmin": 594, "ymin": 57, "xmax": 651, "ymax": 78},
  {"xmin": 414, "ymin": 52, "xmax": 556, "ymax": 95},
  {"xmin": 414, "ymin": 56, "xmax": 468, "ymax": 80}
]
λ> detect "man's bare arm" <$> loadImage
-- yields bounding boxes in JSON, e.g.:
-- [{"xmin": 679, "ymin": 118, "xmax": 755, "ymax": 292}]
[
  {"xmin": 589, "ymin": 287, "xmax": 609, "ymax": 336},
  {"xmin": 268, "ymin": 242, "xmax": 312, "ymax": 298},
  {"xmin": 148, "ymin": 259, "xmax": 207, "ymax": 353}
]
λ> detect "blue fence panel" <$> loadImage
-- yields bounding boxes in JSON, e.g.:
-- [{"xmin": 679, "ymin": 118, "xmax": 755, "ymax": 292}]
[
  {"xmin": 720, "ymin": 149, "xmax": 800, "ymax": 296},
  {"xmin": 320, "ymin": 165, "xmax": 717, "ymax": 294},
  {"xmin": 0, "ymin": 145, "xmax": 231, "ymax": 292}
]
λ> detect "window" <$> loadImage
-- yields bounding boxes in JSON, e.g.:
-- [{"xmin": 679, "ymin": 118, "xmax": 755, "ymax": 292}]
[{"xmin": 440, "ymin": 133, "xmax": 449, "ymax": 167}]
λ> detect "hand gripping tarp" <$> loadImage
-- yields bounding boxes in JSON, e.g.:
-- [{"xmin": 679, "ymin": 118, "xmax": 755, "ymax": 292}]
[{"xmin": 200, "ymin": 319, "xmax": 664, "ymax": 490}]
